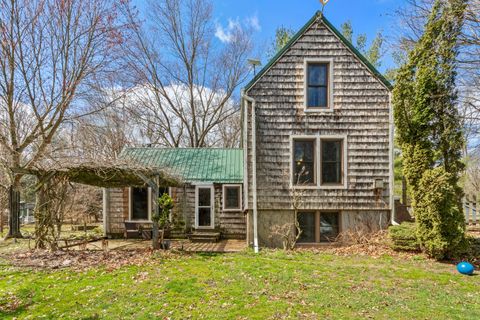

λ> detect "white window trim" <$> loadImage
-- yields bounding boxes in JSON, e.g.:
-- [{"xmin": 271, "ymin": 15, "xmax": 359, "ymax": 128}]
[
  {"xmin": 319, "ymin": 135, "xmax": 348, "ymax": 190},
  {"xmin": 195, "ymin": 184, "xmax": 215, "ymax": 229},
  {"xmin": 304, "ymin": 58, "xmax": 334, "ymax": 112},
  {"xmin": 222, "ymin": 184, "xmax": 243, "ymax": 211},
  {"xmin": 127, "ymin": 187, "xmax": 171, "ymax": 222},
  {"xmin": 290, "ymin": 135, "xmax": 348, "ymax": 190},
  {"xmin": 290, "ymin": 135, "xmax": 318, "ymax": 189}
]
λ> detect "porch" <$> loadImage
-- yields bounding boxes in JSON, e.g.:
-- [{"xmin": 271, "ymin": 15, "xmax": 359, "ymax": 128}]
[{"xmin": 68, "ymin": 238, "xmax": 247, "ymax": 253}]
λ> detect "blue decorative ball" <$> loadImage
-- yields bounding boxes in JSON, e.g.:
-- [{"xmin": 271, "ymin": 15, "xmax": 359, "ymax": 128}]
[{"xmin": 457, "ymin": 262, "xmax": 475, "ymax": 275}]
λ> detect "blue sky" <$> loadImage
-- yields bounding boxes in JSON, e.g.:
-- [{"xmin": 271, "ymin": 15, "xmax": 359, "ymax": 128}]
[{"xmin": 212, "ymin": 0, "xmax": 402, "ymax": 73}]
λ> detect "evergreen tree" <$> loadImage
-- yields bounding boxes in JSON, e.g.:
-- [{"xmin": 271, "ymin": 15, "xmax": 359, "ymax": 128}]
[
  {"xmin": 393, "ymin": 0, "xmax": 467, "ymax": 259},
  {"xmin": 340, "ymin": 21, "xmax": 384, "ymax": 68},
  {"xmin": 268, "ymin": 26, "xmax": 295, "ymax": 58}
]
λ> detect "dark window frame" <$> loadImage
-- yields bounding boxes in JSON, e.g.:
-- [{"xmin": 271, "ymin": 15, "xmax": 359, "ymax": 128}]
[
  {"xmin": 292, "ymin": 139, "xmax": 316, "ymax": 186},
  {"xmin": 297, "ymin": 211, "xmax": 341, "ymax": 244},
  {"xmin": 306, "ymin": 62, "xmax": 329, "ymax": 108},
  {"xmin": 320, "ymin": 138, "xmax": 344, "ymax": 186}
]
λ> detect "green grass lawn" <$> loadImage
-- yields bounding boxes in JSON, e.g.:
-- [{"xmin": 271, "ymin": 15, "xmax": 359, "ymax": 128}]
[{"xmin": 1, "ymin": 250, "xmax": 479, "ymax": 319}]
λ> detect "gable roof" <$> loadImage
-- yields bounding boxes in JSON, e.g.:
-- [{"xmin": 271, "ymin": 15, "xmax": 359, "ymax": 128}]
[
  {"xmin": 120, "ymin": 148, "xmax": 243, "ymax": 184},
  {"xmin": 244, "ymin": 11, "xmax": 392, "ymax": 92}
]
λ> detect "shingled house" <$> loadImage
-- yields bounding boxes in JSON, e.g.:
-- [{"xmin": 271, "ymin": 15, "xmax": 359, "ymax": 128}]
[
  {"xmin": 242, "ymin": 11, "xmax": 394, "ymax": 249},
  {"xmin": 102, "ymin": 11, "xmax": 394, "ymax": 247},
  {"xmin": 102, "ymin": 148, "xmax": 245, "ymax": 241}
]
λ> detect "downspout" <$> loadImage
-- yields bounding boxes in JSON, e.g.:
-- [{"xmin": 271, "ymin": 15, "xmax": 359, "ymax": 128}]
[
  {"xmin": 389, "ymin": 92, "xmax": 398, "ymax": 225},
  {"xmin": 242, "ymin": 91, "xmax": 259, "ymax": 253},
  {"xmin": 241, "ymin": 90, "xmax": 249, "ymax": 212}
]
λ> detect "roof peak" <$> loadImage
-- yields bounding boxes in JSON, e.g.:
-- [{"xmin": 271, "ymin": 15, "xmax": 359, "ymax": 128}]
[{"xmin": 244, "ymin": 11, "xmax": 392, "ymax": 91}]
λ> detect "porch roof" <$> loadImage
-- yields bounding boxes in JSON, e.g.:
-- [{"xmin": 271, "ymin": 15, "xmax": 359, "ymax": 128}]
[
  {"xmin": 120, "ymin": 148, "xmax": 243, "ymax": 184},
  {"xmin": 15, "ymin": 163, "xmax": 182, "ymax": 188}
]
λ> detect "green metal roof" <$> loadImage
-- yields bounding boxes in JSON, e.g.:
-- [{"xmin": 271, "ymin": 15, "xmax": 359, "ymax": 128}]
[
  {"xmin": 244, "ymin": 11, "xmax": 392, "ymax": 92},
  {"xmin": 120, "ymin": 148, "xmax": 243, "ymax": 184}
]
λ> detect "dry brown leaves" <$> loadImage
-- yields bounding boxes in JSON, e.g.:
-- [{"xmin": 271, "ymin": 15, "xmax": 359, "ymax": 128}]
[
  {"xmin": 3, "ymin": 248, "xmax": 185, "ymax": 272},
  {"xmin": 298, "ymin": 230, "xmax": 422, "ymax": 260}
]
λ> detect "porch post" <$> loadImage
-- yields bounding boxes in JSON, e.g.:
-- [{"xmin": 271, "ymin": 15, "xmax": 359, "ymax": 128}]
[
  {"xmin": 6, "ymin": 185, "xmax": 22, "ymax": 239},
  {"xmin": 151, "ymin": 175, "xmax": 160, "ymax": 249}
]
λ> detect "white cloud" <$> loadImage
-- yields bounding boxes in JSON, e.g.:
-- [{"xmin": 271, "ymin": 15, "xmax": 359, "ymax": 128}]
[
  {"xmin": 245, "ymin": 14, "xmax": 261, "ymax": 31},
  {"xmin": 215, "ymin": 24, "xmax": 232, "ymax": 43},
  {"xmin": 215, "ymin": 15, "xmax": 260, "ymax": 43}
]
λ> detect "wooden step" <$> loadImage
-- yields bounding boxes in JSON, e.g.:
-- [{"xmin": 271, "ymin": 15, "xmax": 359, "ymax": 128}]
[{"xmin": 189, "ymin": 231, "xmax": 221, "ymax": 243}]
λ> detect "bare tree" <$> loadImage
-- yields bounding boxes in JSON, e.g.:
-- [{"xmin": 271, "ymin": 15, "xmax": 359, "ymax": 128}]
[
  {"xmin": 0, "ymin": 0, "xmax": 128, "ymax": 238},
  {"xmin": 269, "ymin": 168, "xmax": 307, "ymax": 250},
  {"xmin": 67, "ymin": 90, "xmax": 140, "ymax": 161},
  {"xmin": 121, "ymin": 0, "xmax": 252, "ymax": 148}
]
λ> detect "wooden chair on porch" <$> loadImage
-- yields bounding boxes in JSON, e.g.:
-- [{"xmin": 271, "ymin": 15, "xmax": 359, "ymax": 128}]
[{"xmin": 124, "ymin": 222, "xmax": 140, "ymax": 239}]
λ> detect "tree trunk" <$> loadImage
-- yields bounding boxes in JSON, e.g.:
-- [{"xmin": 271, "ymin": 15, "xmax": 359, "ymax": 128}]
[
  {"xmin": 152, "ymin": 220, "xmax": 160, "ymax": 249},
  {"xmin": 402, "ymin": 176, "xmax": 407, "ymax": 205},
  {"xmin": 6, "ymin": 185, "xmax": 22, "ymax": 239}
]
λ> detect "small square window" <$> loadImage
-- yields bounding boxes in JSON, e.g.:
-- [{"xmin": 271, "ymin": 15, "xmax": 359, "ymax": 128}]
[
  {"xmin": 306, "ymin": 63, "xmax": 329, "ymax": 108},
  {"xmin": 223, "ymin": 185, "xmax": 241, "ymax": 210}
]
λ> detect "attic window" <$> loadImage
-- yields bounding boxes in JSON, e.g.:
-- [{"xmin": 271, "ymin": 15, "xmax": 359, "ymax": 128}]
[{"xmin": 306, "ymin": 63, "xmax": 329, "ymax": 108}]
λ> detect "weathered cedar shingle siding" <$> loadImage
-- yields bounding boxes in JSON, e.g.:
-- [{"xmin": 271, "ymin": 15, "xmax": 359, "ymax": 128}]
[{"xmin": 246, "ymin": 18, "xmax": 391, "ymax": 212}]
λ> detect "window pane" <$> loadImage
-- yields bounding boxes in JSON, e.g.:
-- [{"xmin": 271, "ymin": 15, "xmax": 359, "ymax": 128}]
[
  {"xmin": 321, "ymin": 140, "xmax": 342, "ymax": 184},
  {"xmin": 322, "ymin": 163, "xmax": 341, "ymax": 184},
  {"xmin": 320, "ymin": 212, "xmax": 339, "ymax": 242},
  {"xmin": 322, "ymin": 140, "xmax": 341, "ymax": 162},
  {"xmin": 308, "ymin": 64, "xmax": 327, "ymax": 86},
  {"xmin": 307, "ymin": 87, "xmax": 327, "ymax": 108},
  {"xmin": 198, "ymin": 208, "xmax": 211, "ymax": 226},
  {"xmin": 198, "ymin": 188, "xmax": 211, "ymax": 206},
  {"xmin": 294, "ymin": 162, "xmax": 314, "ymax": 184},
  {"xmin": 298, "ymin": 212, "xmax": 316, "ymax": 243},
  {"xmin": 132, "ymin": 188, "xmax": 149, "ymax": 220},
  {"xmin": 293, "ymin": 140, "xmax": 315, "ymax": 185},
  {"xmin": 225, "ymin": 186, "xmax": 240, "ymax": 209},
  {"xmin": 294, "ymin": 140, "xmax": 314, "ymax": 162}
]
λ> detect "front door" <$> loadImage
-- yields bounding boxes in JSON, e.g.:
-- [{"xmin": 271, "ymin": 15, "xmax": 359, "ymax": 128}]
[{"xmin": 195, "ymin": 185, "xmax": 214, "ymax": 228}]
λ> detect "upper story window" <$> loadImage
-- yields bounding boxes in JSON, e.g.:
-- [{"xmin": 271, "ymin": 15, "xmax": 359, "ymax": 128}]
[
  {"xmin": 306, "ymin": 63, "xmax": 329, "ymax": 108},
  {"xmin": 293, "ymin": 139, "xmax": 316, "ymax": 185},
  {"xmin": 321, "ymin": 139, "xmax": 343, "ymax": 185}
]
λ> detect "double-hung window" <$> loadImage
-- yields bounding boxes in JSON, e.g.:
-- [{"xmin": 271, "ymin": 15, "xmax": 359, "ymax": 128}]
[
  {"xmin": 292, "ymin": 136, "xmax": 346, "ymax": 188},
  {"xmin": 321, "ymin": 139, "xmax": 343, "ymax": 185},
  {"xmin": 306, "ymin": 62, "xmax": 330, "ymax": 109},
  {"xmin": 293, "ymin": 139, "xmax": 316, "ymax": 185}
]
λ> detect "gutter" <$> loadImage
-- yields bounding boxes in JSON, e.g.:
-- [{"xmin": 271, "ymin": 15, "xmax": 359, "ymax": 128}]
[
  {"xmin": 389, "ymin": 92, "xmax": 398, "ymax": 225},
  {"xmin": 242, "ymin": 91, "xmax": 259, "ymax": 253}
]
